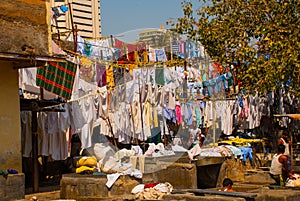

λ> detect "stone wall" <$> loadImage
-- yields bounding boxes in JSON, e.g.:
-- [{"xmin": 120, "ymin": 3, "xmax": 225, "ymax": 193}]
[
  {"xmin": 0, "ymin": 61, "xmax": 22, "ymax": 172},
  {"xmin": 60, "ymin": 174, "xmax": 139, "ymax": 200},
  {"xmin": 0, "ymin": 174, "xmax": 25, "ymax": 201},
  {"xmin": 60, "ymin": 162, "xmax": 197, "ymax": 200},
  {"xmin": 0, "ymin": 0, "xmax": 51, "ymax": 56}
]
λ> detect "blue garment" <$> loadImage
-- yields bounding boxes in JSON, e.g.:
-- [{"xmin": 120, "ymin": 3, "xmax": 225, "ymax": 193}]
[
  {"xmin": 164, "ymin": 108, "xmax": 176, "ymax": 123},
  {"xmin": 77, "ymin": 35, "xmax": 85, "ymax": 55},
  {"xmin": 60, "ymin": 5, "xmax": 68, "ymax": 13},
  {"xmin": 239, "ymin": 147, "xmax": 253, "ymax": 162},
  {"xmin": 195, "ymin": 106, "xmax": 201, "ymax": 127},
  {"xmin": 224, "ymin": 72, "xmax": 232, "ymax": 89},
  {"xmin": 238, "ymin": 97, "xmax": 244, "ymax": 108},
  {"xmin": 216, "ymin": 75, "xmax": 225, "ymax": 94},
  {"xmin": 225, "ymin": 145, "xmax": 242, "ymax": 159},
  {"xmin": 186, "ymin": 103, "xmax": 193, "ymax": 126},
  {"xmin": 202, "ymin": 81, "xmax": 209, "ymax": 96},
  {"xmin": 155, "ymin": 49, "xmax": 167, "ymax": 62},
  {"xmin": 52, "ymin": 7, "xmax": 60, "ymax": 18},
  {"xmin": 84, "ymin": 40, "xmax": 93, "ymax": 57}
]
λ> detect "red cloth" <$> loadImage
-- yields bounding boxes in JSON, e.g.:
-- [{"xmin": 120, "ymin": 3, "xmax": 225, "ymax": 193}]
[
  {"xmin": 144, "ymin": 182, "xmax": 159, "ymax": 189},
  {"xmin": 115, "ymin": 38, "xmax": 123, "ymax": 49},
  {"xmin": 127, "ymin": 44, "xmax": 136, "ymax": 61}
]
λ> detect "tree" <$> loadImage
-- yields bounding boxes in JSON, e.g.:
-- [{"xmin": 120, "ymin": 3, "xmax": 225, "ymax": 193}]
[{"xmin": 170, "ymin": 0, "xmax": 300, "ymax": 95}]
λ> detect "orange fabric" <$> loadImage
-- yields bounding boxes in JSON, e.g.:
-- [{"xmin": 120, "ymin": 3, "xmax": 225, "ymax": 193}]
[{"xmin": 287, "ymin": 114, "xmax": 300, "ymax": 120}]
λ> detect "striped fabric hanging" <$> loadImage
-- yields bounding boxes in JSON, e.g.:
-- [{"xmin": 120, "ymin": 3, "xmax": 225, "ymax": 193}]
[{"xmin": 36, "ymin": 61, "xmax": 77, "ymax": 100}]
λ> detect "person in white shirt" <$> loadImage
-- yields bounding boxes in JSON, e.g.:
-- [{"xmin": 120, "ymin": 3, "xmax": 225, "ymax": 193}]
[
  {"xmin": 270, "ymin": 144, "xmax": 291, "ymax": 186},
  {"xmin": 187, "ymin": 121, "xmax": 202, "ymax": 148},
  {"xmin": 278, "ymin": 133, "xmax": 292, "ymax": 171}
]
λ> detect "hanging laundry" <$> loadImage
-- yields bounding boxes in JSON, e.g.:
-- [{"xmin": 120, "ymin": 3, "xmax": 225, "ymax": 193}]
[
  {"xmin": 178, "ymin": 40, "xmax": 185, "ymax": 58},
  {"xmin": 127, "ymin": 43, "xmax": 136, "ymax": 61},
  {"xmin": 52, "ymin": 7, "xmax": 60, "ymax": 18},
  {"xmin": 106, "ymin": 65, "xmax": 115, "ymax": 88},
  {"xmin": 155, "ymin": 48, "xmax": 167, "ymax": 62},
  {"xmin": 175, "ymin": 103, "xmax": 182, "ymax": 125},
  {"xmin": 36, "ymin": 61, "xmax": 77, "ymax": 100},
  {"xmin": 84, "ymin": 40, "xmax": 93, "ymax": 57},
  {"xmin": 52, "ymin": 40, "xmax": 66, "ymax": 55},
  {"xmin": 80, "ymin": 57, "xmax": 97, "ymax": 84},
  {"xmin": 77, "ymin": 35, "xmax": 85, "ymax": 55},
  {"xmin": 114, "ymin": 38, "xmax": 123, "ymax": 49},
  {"xmin": 155, "ymin": 66, "xmax": 164, "ymax": 86},
  {"xmin": 60, "ymin": 5, "xmax": 68, "ymax": 13},
  {"xmin": 96, "ymin": 63, "xmax": 106, "ymax": 87},
  {"xmin": 148, "ymin": 47, "xmax": 156, "ymax": 62}
]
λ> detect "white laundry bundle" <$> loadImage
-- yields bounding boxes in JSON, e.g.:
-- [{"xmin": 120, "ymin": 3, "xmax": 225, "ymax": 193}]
[
  {"xmin": 114, "ymin": 148, "xmax": 136, "ymax": 161},
  {"xmin": 93, "ymin": 143, "xmax": 115, "ymax": 161}
]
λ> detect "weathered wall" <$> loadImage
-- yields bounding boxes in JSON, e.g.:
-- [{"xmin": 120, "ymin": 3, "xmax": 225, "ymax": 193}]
[
  {"xmin": 0, "ymin": 61, "xmax": 22, "ymax": 171},
  {"xmin": 0, "ymin": 0, "xmax": 51, "ymax": 56},
  {"xmin": 0, "ymin": 174, "xmax": 25, "ymax": 201}
]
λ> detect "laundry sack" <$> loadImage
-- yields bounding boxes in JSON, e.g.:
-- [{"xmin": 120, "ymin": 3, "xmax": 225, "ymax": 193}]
[{"xmin": 76, "ymin": 156, "xmax": 97, "ymax": 167}]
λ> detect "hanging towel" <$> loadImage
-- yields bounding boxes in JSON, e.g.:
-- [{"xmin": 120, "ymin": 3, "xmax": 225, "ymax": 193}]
[{"xmin": 36, "ymin": 61, "xmax": 77, "ymax": 100}]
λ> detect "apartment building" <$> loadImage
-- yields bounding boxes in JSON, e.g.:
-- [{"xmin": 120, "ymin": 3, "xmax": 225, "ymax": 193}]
[{"xmin": 51, "ymin": 0, "xmax": 101, "ymax": 39}]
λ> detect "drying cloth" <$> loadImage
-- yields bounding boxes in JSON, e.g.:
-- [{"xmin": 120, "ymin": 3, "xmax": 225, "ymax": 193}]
[
  {"xmin": 36, "ymin": 61, "xmax": 77, "ymax": 100},
  {"xmin": 106, "ymin": 173, "xmax": 121, "ymax": 188},
  {"xmin": 138, "ymin": 155, "xmax": 146, "ymax": 173},
  {"xmin": 130, "ymin": 156, "xmax": 137, "ymax": 169},
  {"xmin": 187, "ymin": 144, "xmax": 201, "ymax": 160}
]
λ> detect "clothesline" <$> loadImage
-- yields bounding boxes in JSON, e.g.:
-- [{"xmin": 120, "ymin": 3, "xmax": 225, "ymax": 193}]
[
  {"xmin": 39, "ymin": 85, "xmax": 237, "ymax": 111},
  {"xmin": 63, "ymin": 48, "xmax": 187, "ymax": 68}
]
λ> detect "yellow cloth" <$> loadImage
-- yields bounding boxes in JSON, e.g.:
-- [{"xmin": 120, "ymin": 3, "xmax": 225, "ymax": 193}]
[
  {"xmin": 76, "ymin": 166, "xmax": 97, "ymax": 174},
  {"xmin": 153, "ymin": 107, "xmax": 159, "ymax": 127},
  {"xmin": 76, "ymin": 156, "xmax": 97, "ymax": 167},
  {"xmin": 106, "ymin": 65, "xmax": 115, "ymax": 88},
  {"xmin": 138, "ymin": 155, "xmax": 146, "ymax": 173}
]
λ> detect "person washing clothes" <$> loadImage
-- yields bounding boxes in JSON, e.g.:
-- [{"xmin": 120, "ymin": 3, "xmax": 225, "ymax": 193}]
[
  {"xmin": 187, "ymin": 121, "xmax": 203, "ymax": 148},
  {"xmin": 278, "ymin": 133, "xmax": 292, "ymax": 156},
  {"xmin": 278, "ymin": 133, "xmax": 292, "ymax": 171},
  {"xmin": 270, "ymin": 144, "xmax": 293, "ymax": 186}
]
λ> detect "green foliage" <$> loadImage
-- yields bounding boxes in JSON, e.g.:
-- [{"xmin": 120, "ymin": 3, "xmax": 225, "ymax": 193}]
[{"xmin": 171, "ymin": 0, "xmax": 300, "ymax": 95}]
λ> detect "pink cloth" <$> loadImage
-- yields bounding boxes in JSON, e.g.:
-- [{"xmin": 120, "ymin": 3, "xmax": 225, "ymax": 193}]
[
  {"xmin": 175, "ymin": 104, "xmax": 182, "ymax": 124},
  {"xmin": 240, "ymin": 97, "xmax": 249, "ymax": 120},
  {"xmin": 52, "ymin": 41, "xmax": 67, "ymax": 55}
]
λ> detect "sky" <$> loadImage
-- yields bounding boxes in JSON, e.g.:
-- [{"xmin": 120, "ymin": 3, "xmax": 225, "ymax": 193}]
[{"xmin": 100, "ymin": 0, "xmax": 201, "ymax": 42}]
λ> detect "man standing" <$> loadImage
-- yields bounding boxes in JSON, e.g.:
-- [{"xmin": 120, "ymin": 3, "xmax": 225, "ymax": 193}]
[
  {"xmin": 270, "ymin": 144, "xmax": 291, "ymax": 186},
  {"xmin": 187, "ymin": 121, "xmax": 202, "ymax": 148}
]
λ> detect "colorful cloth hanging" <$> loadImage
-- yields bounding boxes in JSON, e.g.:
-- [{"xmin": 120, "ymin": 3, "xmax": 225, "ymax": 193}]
[
  {"xmin": 36, "ymin": 61, "xmax": 77, "ymax": 100},
  {"xmin": 80, "ymin": 57, "xmax": 96, "ymax": 83}
]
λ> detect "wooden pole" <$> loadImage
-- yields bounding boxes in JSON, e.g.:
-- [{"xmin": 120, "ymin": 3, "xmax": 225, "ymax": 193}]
[
  {"xmin": 130, "ymin": 103, "xmax": 138, "ymax": 145},
  {"xmin": 183, "ymin": 41, "xmax": 187, "ymax": 99},
  {"xmin": 32, "ymin": 111, "xmax": 39, "ymax": 193},
  {"xmin": 138, "ymin": 75, "xmax": 145, "ymax": 141},
  {"xmin": 106, "ymin": 91, "xmax": 118, "ymax": 149},
  {"xmin": 67, "ymin": 0, "xmax": 77, "ymax": 52}
]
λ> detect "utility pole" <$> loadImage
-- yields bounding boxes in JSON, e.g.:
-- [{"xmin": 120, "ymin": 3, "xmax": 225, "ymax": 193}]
[{"xmin": 183, "ymin": 41, "xmax": 187, "ymax": 99}]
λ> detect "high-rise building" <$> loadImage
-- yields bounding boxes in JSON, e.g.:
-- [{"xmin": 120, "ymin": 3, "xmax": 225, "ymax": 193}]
[
  {"xmin": 138, "ymin": 28, "xmax": 168, "ymax": 49},
  {"xmin": 51, "ymin": 0, "xmax": 101, "ymax": 39}
]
